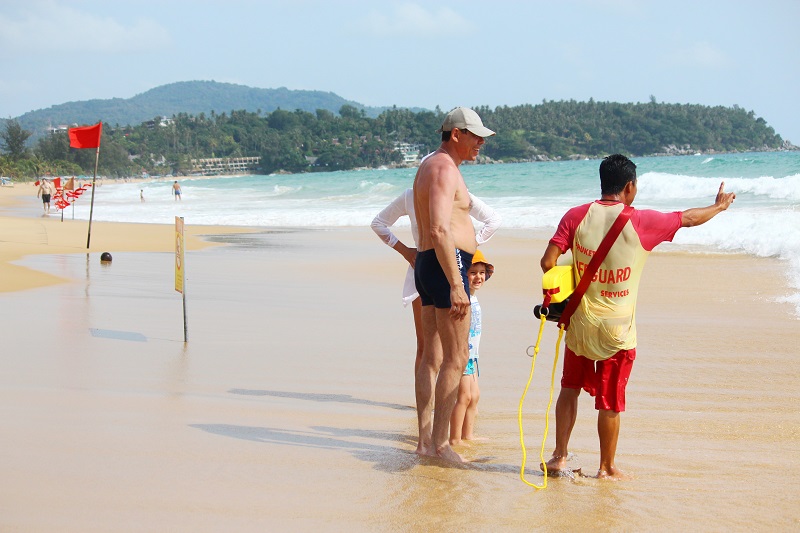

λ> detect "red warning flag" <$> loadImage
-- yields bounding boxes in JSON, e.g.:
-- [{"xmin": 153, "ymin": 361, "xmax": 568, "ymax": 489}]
[
  {"xmin": 67, "ymin": 185, "xmax": 88, "ymax": 198},
  {"xmin": 68, "ymin": 123, "xmax": 103, "ymax": 149}
]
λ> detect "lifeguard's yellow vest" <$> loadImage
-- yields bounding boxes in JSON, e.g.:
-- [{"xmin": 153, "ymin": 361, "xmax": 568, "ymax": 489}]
[{"xmin": 566, "ymin": 203, "xmax": 650, "ymax": 361}]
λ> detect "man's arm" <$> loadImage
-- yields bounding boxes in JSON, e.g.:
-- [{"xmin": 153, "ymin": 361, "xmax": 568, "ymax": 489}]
[
  {"xmin": 540, "ymin": 243, "xmax": 563, "ymax": 273},
  {"xmin": 681, "ymin": 182, "xmax": 735, "ymax": 227}
]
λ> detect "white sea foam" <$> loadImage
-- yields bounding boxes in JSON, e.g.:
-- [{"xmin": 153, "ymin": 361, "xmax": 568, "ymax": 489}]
[
  {"xmin": 358, "ymin": 180, "xmax": 396, "ymax": 193},
  {"xmin": 269, "ymin": 185, "xmax": 299, "ymax": 196},
  {"xmin": 637, "ymin": 172, "xmax": 800, "ymax": 203}
]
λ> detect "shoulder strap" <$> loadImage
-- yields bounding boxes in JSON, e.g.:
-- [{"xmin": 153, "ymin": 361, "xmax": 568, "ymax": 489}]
[{"xmin": 558, "ymin": 205, "xmax": 633, "ymax": 330}]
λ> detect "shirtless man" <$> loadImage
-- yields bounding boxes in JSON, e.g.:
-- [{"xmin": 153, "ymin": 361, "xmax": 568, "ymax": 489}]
[
  {"xmin": 37, "ymin": 178, "xmax": 53, "ymax": 214},
  {"xmin": 412, "ymin": 107, "xmax": 495, "ymax": 462}
]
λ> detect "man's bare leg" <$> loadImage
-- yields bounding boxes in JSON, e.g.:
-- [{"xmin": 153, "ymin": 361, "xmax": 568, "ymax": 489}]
[
  {"xmin": 411, "ymin": 297, "xmax": 424, "ymax": 377},
  {"xmin": 543, "ymin": 387, "xmax": 580, "ymax": 473},
  {"xmin": 414, "ymin": 304, "xmax": 442, "ymax": 455},
  {"xmin": 597, "ymin": 409, "xmax": 629, "ymax": 479},
  {"xmin": 430, "ymin": 306, "xmax": 470, "ymax": 462}
]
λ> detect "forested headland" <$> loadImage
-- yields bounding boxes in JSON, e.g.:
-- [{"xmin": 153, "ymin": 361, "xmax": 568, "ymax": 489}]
[{"xmin": 1, "ymin": 98, "xmax": 792, "ymax": 181}]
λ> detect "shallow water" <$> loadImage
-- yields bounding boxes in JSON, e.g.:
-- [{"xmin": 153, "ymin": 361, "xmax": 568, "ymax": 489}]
[{"xmin": 1, "ymin": 229, "xmax": 797, "ymax": 531}]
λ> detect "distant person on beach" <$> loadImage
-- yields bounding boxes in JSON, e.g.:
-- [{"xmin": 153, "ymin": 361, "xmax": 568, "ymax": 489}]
[
  {"xmin": 449, "ymin": 249, "xmax": 493, "ymax": 446},
  {"xmin": 37, "ymin": 178, "xmax": 53, "ymax": 214},
  {"xmin": 140, "ymin": 189, "xmax": 145, "ymax": 202},
  {"xmin": 412, "ymin": 106, "xmax": 495, "ymax": 463},
  {"xmin": 172, "ymin": 181, "xmax": 182, "ymax": 201},
  {"xmin": 371, "ymin": 188, "xmax": 500, "ymax": 381},
  {"xmin": 540, "ymin": 153, "xmax": 736, "ymax": 480}
]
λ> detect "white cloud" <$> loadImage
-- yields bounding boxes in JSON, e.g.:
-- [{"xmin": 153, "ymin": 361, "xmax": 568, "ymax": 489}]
[
  {"xmin": 356, "ymin": 3, "xmax": 474, "ymax": 37},
  {"xmin": 662, "ymin": 41, "xmax": 732, "ymax": 69},
  {"xmin": 0, "ymin": 0, "xmax": 171, "ymax": 54}
]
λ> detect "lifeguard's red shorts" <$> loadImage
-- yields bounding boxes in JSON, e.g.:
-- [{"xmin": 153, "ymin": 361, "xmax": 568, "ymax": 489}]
[{"xmin": 561, "ymin": 346, "xmax": 636, "ymax": 413}]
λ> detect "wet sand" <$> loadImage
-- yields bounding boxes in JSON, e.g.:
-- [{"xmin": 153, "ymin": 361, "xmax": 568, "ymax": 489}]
[{"xmin": 1, "ymin": 185, "xmax": 798, "ymax": 531}]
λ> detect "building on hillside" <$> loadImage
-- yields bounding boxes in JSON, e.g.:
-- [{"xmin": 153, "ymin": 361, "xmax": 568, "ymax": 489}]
[
  {"xmin": 190, "ymin": 156, "xmax": 261, "ymax": 175},
  {"xmin": 47, "ymin": 125, "xmax": 69, "ymax": 135},
  {"xmin": 145, "ymin": 117, "xmax": 175, "ymax": 129},
  {"xmin": 394, "ymin": 142, "xmax": 423, "ymax": 165}
]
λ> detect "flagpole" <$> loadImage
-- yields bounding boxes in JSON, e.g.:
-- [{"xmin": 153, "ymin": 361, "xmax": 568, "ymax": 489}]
[{"xmin": 86, "ymin": 145, "xmax": 100, "ymax": 249}]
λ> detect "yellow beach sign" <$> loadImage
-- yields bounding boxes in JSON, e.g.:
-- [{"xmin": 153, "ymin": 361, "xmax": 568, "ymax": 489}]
[{"xmin": 175, "ymin": 216, "xmax": 184, "ymax": 293}]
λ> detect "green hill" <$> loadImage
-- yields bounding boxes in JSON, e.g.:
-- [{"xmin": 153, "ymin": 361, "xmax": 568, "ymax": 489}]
[
  {"xmin": 8, "ymin": 81, "xmax": 389, "ymax": 140},
  {"xmin": 2, "ymin": 83, "xmax": 792, "ymax": 180}
]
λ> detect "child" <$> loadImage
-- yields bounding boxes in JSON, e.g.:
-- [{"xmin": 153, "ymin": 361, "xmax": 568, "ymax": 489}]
[{"xmin": 450, "ymin": 249, "xmax": 494, "ymax": 445}]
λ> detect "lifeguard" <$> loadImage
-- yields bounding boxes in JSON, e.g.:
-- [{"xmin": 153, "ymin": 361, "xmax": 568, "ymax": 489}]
[{"xmin": 539, "ymin": 153, "xmax": 736, "ymax": 479}]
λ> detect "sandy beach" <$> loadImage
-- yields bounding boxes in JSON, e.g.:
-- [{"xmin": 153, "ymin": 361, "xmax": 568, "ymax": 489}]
[{"xmin": 1, "ymin": 184, "xmax": 798, "ymax": 531}]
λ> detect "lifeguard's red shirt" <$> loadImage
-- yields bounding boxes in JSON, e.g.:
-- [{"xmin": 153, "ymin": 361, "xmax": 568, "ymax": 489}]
[{"xmin": 549, "ymin": 201, "xmax": 681, "ymax": 360}]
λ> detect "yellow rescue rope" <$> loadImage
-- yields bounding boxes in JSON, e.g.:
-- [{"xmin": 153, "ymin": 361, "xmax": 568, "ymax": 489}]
[{"xmin": 518, "ymin": 314, "xmax": 565, "ymax": 489}]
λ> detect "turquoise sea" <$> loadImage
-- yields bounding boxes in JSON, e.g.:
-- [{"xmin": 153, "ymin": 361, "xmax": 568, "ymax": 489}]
[{"xmin": 71, "ymin": 150, "xmax": 800, "ymax": 316}]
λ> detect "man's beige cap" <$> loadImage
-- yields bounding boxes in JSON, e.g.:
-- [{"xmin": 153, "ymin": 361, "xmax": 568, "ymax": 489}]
[{"xmin": 438, "ymin": 107, "xmax": 495, "ymax": 138}]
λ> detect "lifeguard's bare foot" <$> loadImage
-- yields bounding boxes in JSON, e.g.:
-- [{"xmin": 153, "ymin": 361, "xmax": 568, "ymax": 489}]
[
  {"xmin": 541, "ymin": 454, "xmax": 567, "ymax": 474},
  {"xmin": 541, "ymin": 454, "xmax": 582, "ymax": 477},
  {"xmin": 415, "ymin": 442, "xmax": 431, "ymax": 456}
]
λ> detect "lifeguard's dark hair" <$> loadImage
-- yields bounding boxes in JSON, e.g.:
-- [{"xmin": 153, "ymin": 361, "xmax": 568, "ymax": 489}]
[{"xmin": 600, "ymin": 154, "xmax": 637, "ymax": 195}]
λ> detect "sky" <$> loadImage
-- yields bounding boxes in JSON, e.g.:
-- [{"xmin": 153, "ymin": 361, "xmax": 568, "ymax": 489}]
[{"xmin": 1, "ymin": 0, "xmax": 798, "ymax": 143}]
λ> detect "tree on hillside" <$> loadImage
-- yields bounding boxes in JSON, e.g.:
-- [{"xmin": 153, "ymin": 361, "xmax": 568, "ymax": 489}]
[
  {"xmin": 35, "ymin": 130, "xmax": 70, "ymax": 161},
  {"xmin": 1, "ymin": 120, "xmax": 32, "ymax": 160},
  {"xmin": 0, "ymin": 157, "xmax": 15, "ymax": 179},
  {"xmin": 22, "ymin": 154, "xmax": 50, "ymax": 180}
]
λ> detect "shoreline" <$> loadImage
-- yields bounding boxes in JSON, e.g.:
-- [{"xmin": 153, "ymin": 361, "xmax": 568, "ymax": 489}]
[
  {"xmin": 0, "ymin": 183, "xmax": 254, "ymax": 292},
  {"xmin": 2, "ymin": 147, "xmax": 796, "ymax": 185}
]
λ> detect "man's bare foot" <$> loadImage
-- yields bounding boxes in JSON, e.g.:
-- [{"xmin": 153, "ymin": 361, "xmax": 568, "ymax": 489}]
[
  {"xmin": 434, "ymin": 444, "xmax": 468, "ymax": 463},
  {"xmin": 596, "ymin": 468, "xmax": 632, "ymax": 480},
  {"xmin": 449, "ymin": 438, "xmax": 462, "ymax": 447},
  {"xmin": 415, "ymin": 441, "xmax": 431, "ymax": 456}
]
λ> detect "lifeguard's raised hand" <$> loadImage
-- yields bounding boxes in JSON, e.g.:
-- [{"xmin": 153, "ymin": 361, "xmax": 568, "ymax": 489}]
[{"xmin": 716, "ymin": 181, "xmax": 736, "ymax": 210}]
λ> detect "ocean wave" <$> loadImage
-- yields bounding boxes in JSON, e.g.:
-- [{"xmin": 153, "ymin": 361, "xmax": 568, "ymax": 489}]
[
  {"xmin": 358, "ymin": 180, "xmax": 398, "ymax": 194},
  {"xmin": 269, "ymin": 184, "xmax": 299, "ymax": 196},
  {"xmin": 638, "ymin": 172, "xmax": 800, "ymax": 203},
  {"xmin": 672, "ymin": 209, "xmax": 800, "ymax": 260},
  {"xmin": 725, "ymin": 174, "xmax": 800, "ymax": 201}
]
